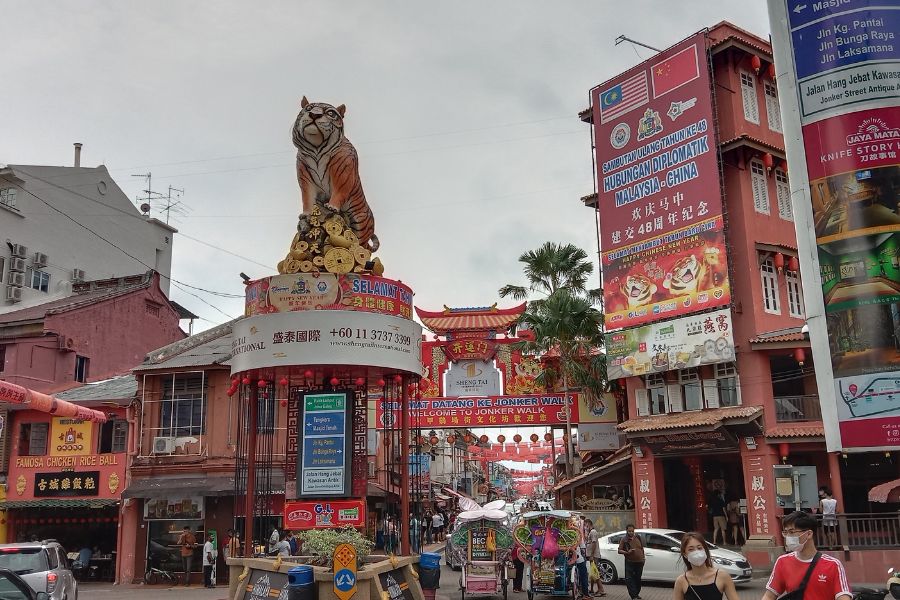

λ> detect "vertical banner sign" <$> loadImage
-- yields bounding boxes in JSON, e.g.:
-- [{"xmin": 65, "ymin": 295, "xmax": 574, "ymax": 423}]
[
  {"xmin": 352, "ymin": 389, "xmax": 368, "ymax": 498},
  {"xmin": 593, "ymin": 31, "xmax": 731, "ymax": 331},
  {"xmin": 769, "ymin": 0, "xmax": 900, "ymax": 450},
  {"xmin": 333, "ymin": 543, "xmax": 358, "ymax": 600},
  {"xmin": 298, "ymin": 391, "xmax": 352, "ymax": 497}
]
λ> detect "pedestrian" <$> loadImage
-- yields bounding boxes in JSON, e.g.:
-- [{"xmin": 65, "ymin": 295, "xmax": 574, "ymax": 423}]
[
  {"xmin": 202, "ymin": 533, "xmax": 216, "ymax": 589},
  {"xmin": 726, "ymin": 501, "xmax": 745, "ymax": 545},
  {"xmin": 276, "ymin": 533, "xmax": 292, "ymax": 557},
  {"xmin": 410, "ymin": 514, "xmax": 421, "ymax": 554},
  {"xmin": 513, "ymin": 548, "xmax": 525, "ymax": 592},
  {"xmin": 384, "ymin": 516, "xmax": 396, "ymax": 554},
  {"xmin": 585, "ymin": 519, "xmax": 606, "ymax": 596},
  {"xmin": 574, "ymin": 529, "xmax": 590, "ymax": 600},
  {"xmin": 819, "ymin": 488, "xmax": 839, "ymax": 548},
  {"xmin": 268, "ymin": 525, "xmax": 280, "ymax": 555},
  {"xmin": 431, "ymin": 512, "xmax": 444, "ymax": 541},
  {"xmin": 225, "ymin": 529, "xmax": 240, "ymax": 560},
  {"xmin": 709, "ymin": 492, "xmax": 728, "ymax": 546},
  {"xmin": 288, "ymin": 531, "xmax": 299, "ymax": 556},
  {"xmin": 673, "ymin": 531, "xmax": 739, "ymax": 600},
  {"xmin": 617, "ymin": 524, "xmax": 645, "ymax": 600},
  {"xmin": 763, "ymin": 511, "xmax": 850, "ymax": 600},
  {"xmin": 176, "ymin": 525, "xmax": 196, "ymax": 586}
]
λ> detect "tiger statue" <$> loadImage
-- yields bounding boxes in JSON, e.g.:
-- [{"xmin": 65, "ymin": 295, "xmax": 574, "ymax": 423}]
[{"xmin": 293, "ymin": 97, "xmax": 379, "ymax": 252}]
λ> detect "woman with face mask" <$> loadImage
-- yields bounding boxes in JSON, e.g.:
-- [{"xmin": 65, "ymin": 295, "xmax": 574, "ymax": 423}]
[{"xmin": 673, "ymin": 532, "xmax": 739, "ymax": 600}]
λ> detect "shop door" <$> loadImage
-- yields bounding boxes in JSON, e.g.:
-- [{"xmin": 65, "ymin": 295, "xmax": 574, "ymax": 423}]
[{"xmin": 663, "ymin": 458, "xmax": 695, "ymax": 532}]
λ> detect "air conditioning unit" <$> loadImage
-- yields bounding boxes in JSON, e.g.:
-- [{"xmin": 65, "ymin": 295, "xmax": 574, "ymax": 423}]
[
  {"xmin": 8, "ymin": 272, "xmax": 24, "ymax": 287},
  {"xmin": 57, "ymin": 336, "xmax": 75, "ymax": 351},
  {"xmin": 367, "ymin": 461, "xmax": 376, "ymax": 479},
  {"xmin": 9, "ymin": 258, "xmax": 25, "ymax": 273},
  {"xmin": 10, "ymin": 244, "xmax": 27, "ymax": 258},
  {"xmin": 72, "ymin": 268, "xmax": 86, "ymax": 282},
  {"xmin": 33, "ymin": 252, "xmax": 48, "ymax": 268},
  {"xmin": 5, "ymin": 287, "xmax": 22, "ymax": 303},
  {"xmin": 152, "ymin": 436, "xmax": 176, "ymax": 455}
]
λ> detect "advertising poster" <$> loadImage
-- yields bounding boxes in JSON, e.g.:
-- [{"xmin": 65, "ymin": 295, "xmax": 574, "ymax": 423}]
[
  {"xmin": 605, "ymin": 308, "xmax": 735, "ymax": 380},
  {"xmin": 375, "ymin": 393, "xmax": 580, "ymax": 428},
  {"xmin": 298, "ymin": 392, "xmax": 351, "ymax": 497},
  {"xmin": 409, "ymin": 454, "xmax": 431, "ymax": 493},
  {"xmin": 49, "ymin": 417, "xmax": 92, "ymax": 456},
  {"xmin": 593, "ymin": 31, "xmax": 731, "ymax": 330},
  {"xmin": 577, "ymin": 392, "xmax": 619, "ymax": 424},
  {"xmin": 444, "ymin": 360, "xmax": 503, "ymax": 397},
  {"xmin": 770, "ymin": 0, "xmax": 900, "ymax": 449},
  {"xmin": 577, "ymin": 423, "xmax": 622, "ymax": 451},
  {"xmin": 283, "ymin": 500, "xmax": 365, "ymax": 529}
]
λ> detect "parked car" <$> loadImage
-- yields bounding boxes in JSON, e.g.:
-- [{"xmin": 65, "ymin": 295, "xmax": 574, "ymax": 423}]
[
  {"xmin": 0, "ymin": 541, "xmax": 77, "ymax": 600},
  {"xmin": 596, "ymin": 529, "xmax": 752, "ymax": 585},
  {"xmin": 0, "ymin": 567, "xmax": 50, "ymax": 600}
]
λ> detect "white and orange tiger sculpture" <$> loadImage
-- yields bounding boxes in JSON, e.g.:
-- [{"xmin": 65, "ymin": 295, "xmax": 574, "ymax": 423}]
[{"xmin": 293, "ymin": 97, "xmax": 379, "ymax": 253}]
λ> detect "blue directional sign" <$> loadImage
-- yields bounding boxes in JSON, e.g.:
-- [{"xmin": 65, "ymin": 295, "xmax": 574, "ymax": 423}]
[
  {"xmin": 334, "ymin": 569, "xmax": 356, "ymax": 592},
  {"xmin": 304, "ymin": 412, "xmax": 345, "ymax": 436},
  {"xmin": 302, "ymin": 436, "xmax": 345, "ymax": 469},
  {"xmin": 299, "ymin": 391, "xmax": 351, "ymax": 496},
  {"xmin": 788, "ymin": 1, "xmax": 900, "ymax": 79}
]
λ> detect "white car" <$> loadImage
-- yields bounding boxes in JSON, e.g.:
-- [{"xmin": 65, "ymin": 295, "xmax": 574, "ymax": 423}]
[{"xmin": 596, "ymin": 529, "xmax": 752, "ymax": 585}]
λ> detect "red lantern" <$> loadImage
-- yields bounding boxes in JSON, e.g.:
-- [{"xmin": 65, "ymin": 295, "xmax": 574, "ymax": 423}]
[
  {"xmin": 329, "ymin": 377, "xmax": 339, "ymax": 386},
  {"xmin": 513, "ymin": 434, "xmax": 522, "ymax": 443},
  {"xmin": 781, "ymin": 159, "xmax": 788, "ymax": 173},
  {"xmin": 280, "ymin": 399, "xmax": 287, "ymax": 407},
  {"xmin": 394, "ymin": 374, "xmax": 403, "ymax": 384},
  {"xmin": 530, "ymin": 434, "xmax": 539, "ymax": 443},
  {"xmin": 497, "ymin": 434, "xmax": 506, "ymax": 443},
  {"xmin": 446, "ymin": 435, "xmax": 456, "ymax": 444},
  {"xmin": 377, "ymin": 379, "xmax": 386, "ymax": 387},
  {"xmin": 416, "ymin": 435, "xmax": 425, "ymax": 445},
  {"xmin": 241, "ymin": 376, "xmax": 251, "ymax": 386},
  {"xmin": 794, "ymin": 347, "xmax": 806, "ymax": 366},
  {"xmin": 355, "ymin": 377, "xmax": 365, "ymax": 387},
  {"xmin": 762, "ymin": 152, "xmax": 774, "ymax": 171},
  {"xmin": 464, "ymin": 434, "xmax": 473, "ymax": 444},
  {"xmin": 304, "ymin": 370, "xmax": 314, "ymax": 380},
  {"xmin": 279, "ymin": 377, "xmax": 289, "ymax": 387},
  {"xmin": 257, "ymin": 379, "xmax": 267, "ymax": 388},
  {"xmin": 750, "ymin": 54, "xmax": 761, "ymax": 73},
  {"xmin": 767, "ymin": 62, "xmax": 776, "ymax": 79},
  {"xmin": 430, "ymin": 435, "xmax": 439, "ymax": 446},
  {"xmin": 774, "ymin": 252, "xmax": 785, "ymax": 273},
  {"xmin": 479, "ymin": 434, "xmax": 488, "ymax": 444},
  {"xmin": 227, "ymin": 388, "xmax": 236, "ymax": 397},
  {"xmin": 779, "ymin": 442, "xmax": 790, "ymax": 461},
  {"xmin": 544, "ymin": 432, "xmax": 553, "ymax": 442},
  {"xmin": 788, "ymin": 256, "xmax": 799, "ymax": 272}
]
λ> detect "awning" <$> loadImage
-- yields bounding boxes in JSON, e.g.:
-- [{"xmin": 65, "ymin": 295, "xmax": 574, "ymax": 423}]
[
  {"xmin": 555, "ymin": 447, "xmax": 632, "ymax": 493},
  {"xmin": 366, "ymin": 482, "xmax": 399, "ymax": 498},
  {"xmin": 434, "ymin": 493, "xmax": 451, "ymax": 501},
  {"xmin": 0, "ymin": 498, "xmax": 119, "ymax": 509},
  {"xmin": 868, "ymin": 478, "xmax": 900, "ymax": 503},
  {"xmin": 618, "ymin": 406, "xmax": 763, "ymax": 435},
  {"xmin": 122, "ymin": 475, "xmax": 236, "ymax": 498}
]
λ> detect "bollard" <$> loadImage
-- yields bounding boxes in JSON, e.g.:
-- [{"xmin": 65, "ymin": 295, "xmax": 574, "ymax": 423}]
[{"xmin": 287, "ymin": 565, "xmax": 317, "ymax": 600}]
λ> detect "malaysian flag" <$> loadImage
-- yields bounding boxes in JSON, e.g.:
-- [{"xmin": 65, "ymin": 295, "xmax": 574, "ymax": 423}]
[{"xmin": 599, "ymin": 71, "xmax": 649, "ymax": 124}]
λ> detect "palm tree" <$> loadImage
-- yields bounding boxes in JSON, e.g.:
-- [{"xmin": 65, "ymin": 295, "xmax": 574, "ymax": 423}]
[{"xmin": 499, "ymin": 242, "xmax": 601, "ymax": 305}]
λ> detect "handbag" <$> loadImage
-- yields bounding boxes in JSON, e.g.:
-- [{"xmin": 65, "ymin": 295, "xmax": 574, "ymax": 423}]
[{"xmin": 777, "ymin": 553, "xmax": 821, "ymax": 600}]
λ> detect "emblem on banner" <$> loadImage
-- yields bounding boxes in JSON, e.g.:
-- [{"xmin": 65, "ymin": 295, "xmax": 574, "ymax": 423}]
[
  {"xmin": 636, "ymin": 108, "xmax": 663, "ymax": 141},
  {"xmin": 666, "ymin": 98, "xmax": 697, "ymax": 121},
  {"xmin": 610, "ymin": 122, "xmax": 631, "ymax": 149}
]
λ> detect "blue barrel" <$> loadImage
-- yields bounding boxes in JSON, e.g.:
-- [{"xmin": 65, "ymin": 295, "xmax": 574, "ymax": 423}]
[
  {"xmin": 420, "ymin": 552, "xmax": 442, "ymax": 570},
  {"xmin": 287, "ymin": 566, "xmax": 316, "ymax": 600}
]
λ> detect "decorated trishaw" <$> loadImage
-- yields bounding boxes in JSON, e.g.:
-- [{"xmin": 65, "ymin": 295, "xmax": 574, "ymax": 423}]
[
  {"xmin": 448, "ymin": 499, "xmax": 515, "ymax": 600},
  {"xmin": 513, "ymin": 510, "xmax": 583, "ymax": 600}
]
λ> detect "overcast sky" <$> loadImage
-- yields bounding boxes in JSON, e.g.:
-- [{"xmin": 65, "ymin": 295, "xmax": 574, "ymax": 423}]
[{"xmin": 2, "ymin": 1, "xmax": 772, "ymax": 329}]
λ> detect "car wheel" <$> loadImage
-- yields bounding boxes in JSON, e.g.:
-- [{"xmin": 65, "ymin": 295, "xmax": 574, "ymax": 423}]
[{"xmin": 598, "ymin": 560, "xmax": 617, "ymax": 585}]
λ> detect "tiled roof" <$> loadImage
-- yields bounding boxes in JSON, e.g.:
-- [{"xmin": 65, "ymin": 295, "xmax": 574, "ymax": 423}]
[
  {"xmin": 618, "ymin": 405, "xmax": 762, "ymax": 433},
  {"xmin": 135, "ymin": 319, "xmax": 236, "ymax": 371},
  {"xmin": 0, "ymin": 275, "xmax": 152, "ymax": 325},
  {"xmin": 765, "ymin": 424, "xmax": 825, "ymax": 439},
  {"xmin": 0, "ymin": 498, "xmax": 118, "ymax": 509},
  {"xmin": 719, "ymin": 134, "xmax": 785, "ymax": 155},
  {"xmin": 554, "ymin": 444, "xmax": 632, "ymax": 492},
  {"xmin": 868, "ymin": 477, "xmax": 900, "ymax": 503},
  {"xmin": 55, "ymin": 374, "xmax": 137, "ymax": 403},
  {"xmin": 750, "ymin": 326, "xmax": 808, "ymax": 344},
  {"xmin": 416, "ymin": 303, "xmax": 526, "ymax": 334}
]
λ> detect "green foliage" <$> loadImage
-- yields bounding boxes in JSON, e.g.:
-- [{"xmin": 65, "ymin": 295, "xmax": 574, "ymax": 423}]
[{"xmin": 299, "ymin": 527, "xmax": 374, "ymax": 565}]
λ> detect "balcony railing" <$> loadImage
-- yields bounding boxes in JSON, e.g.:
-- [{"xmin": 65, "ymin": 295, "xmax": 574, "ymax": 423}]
[
  {"xmin": 810, "ymin": 513, "xmax": 900, "ymax": 549},
  {"xmin": 774, "ymin": 395, "xmax": 822, "ymax": 422}
]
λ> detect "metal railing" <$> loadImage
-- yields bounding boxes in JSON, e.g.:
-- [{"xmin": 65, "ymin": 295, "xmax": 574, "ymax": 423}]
[
  {"xmin": 811, "ymin": 513, "xmax": 900, "ymax": 549},
  {"xmin": 774, "ymin": 395, "xmax": 822, "ymax": 422}
]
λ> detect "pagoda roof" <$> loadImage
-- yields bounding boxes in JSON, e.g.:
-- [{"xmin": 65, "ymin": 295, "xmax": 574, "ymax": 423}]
[{"xmin": 415, "ymin": 302, "xmax": 526, "ymax": 334}]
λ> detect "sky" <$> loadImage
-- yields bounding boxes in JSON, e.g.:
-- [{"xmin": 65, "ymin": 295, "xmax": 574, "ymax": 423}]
[{"xmin": 1, "ymin": 1, "xmax": 773, "ymax": 329}]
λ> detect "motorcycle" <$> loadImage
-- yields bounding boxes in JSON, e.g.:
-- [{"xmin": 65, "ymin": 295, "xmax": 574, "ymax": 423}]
[
  {"xmin": 851, "ymin": 568, "xmax": 900, "ymax": 600},
  {"xmin": 888, "ymin": 567, "xmax": 900, "ymax": 600}
]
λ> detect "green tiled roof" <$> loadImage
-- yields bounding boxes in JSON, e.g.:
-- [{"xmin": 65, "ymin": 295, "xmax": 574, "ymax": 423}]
[{"xmin": 0, "ymin": 499, "xmax": 119, "ymax": 509}]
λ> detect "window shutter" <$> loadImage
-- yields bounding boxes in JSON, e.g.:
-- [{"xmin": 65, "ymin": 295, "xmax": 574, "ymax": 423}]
[
  {"xmin": 667, "ymin": 384, "xmax": 684, "ymax": 413},
  {"xmin": 741, "ymin": 74, "xmax": 760, "ymax": 124},
  {"xmin": 751, "ymin": 162, "xmax": 770, "ymax": 214},
  {"xmin": 766, "ymin": 85, "xmax": 782, "ymax": 132},
  {"xmin": 703, "ymin": 379, "xmax": 720, "ymax": 409},
  {"xmin": 636, "ymin": 389, "xmax": 650, "ymax": 417},
  {"xmin": 776, "ymin": 171, "xmax": 792, "ymax": 220},
  {"xmin": 734, "ymin": 375, "xmax": 743, "ymax": 406}
]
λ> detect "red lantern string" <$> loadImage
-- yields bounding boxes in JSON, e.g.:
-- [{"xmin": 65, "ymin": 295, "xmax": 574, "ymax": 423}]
[
  {"xmin": 279, "ymin": 377, "xmax": 289, "ymax": 387},
  {"xmin": 513, "ymin": 434, "xmax": 522, "ymax": 443},
  {"xmin": 497, "ymin": 434, "xmax": 506, "ymax": 443},
  {"xmin": 394, "ymin": 374, "xmax": 403, "ymax": 384},
  {"xmin": 304, "ymin": 370, "xmax": 314, "ymax": 380},
  {"xmin": 241, "ymin": 377, "xmax": 251, "ymax": 386},
  {"xmin": 330, "ymin": 377, "xmax": 340, "ymax": 386},
  {"xmin": 355, "ymin": 377, "xmax": 365, "ymax": 387},
  {"xmin": 377, "ymin": 379, "xmax": 386, "ymax": 387},
  {"xmin": 530, "ymin": 434, "xmax": 539, "ymax": 442}
]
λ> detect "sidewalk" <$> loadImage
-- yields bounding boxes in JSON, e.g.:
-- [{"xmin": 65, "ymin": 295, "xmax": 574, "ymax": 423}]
[{"xmin": 372, "ymin": 540, "xmax": 446, "ymax": 555}]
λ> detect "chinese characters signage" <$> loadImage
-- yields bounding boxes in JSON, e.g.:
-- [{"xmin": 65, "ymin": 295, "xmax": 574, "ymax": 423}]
[
  {"xmin": 34, "ymin": 470, "xmax": 99, "ymax": 497},
  {"xmin": 299, "ymin": 392, "xmax": 351, "ymax": 497},
  {"xmin": 643, "ymin": 429, "xmax": 737, "ymax": 455},
  {"xmin": 283, "ymin": 500, "xmax": 365, "ymax": 530},
  {"xmin": 606, "ymin": 308, "xmax": 734, "ymax": 379},
  {"xmin": 49, "ymin": 417, "xmax": 93, "ymax": 456},
  {"xmin": 245, "ymin": 273, "xmax": 413, "ymax": 320},
  {"xmin": 593, "ymin": 32, "xmax": 730, "ymax": 330},
  {"xmin": 375, "ymin": 393, "xmax": 581, "ymax": 428}
]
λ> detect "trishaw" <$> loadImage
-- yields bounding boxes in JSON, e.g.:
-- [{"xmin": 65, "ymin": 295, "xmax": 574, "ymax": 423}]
[
  {"xmin": 513, "ymin": 510, "xmax": 583, "ymax": 600},
  {"xmin": 448, "ymin": 499, "xmax": 515, "ymax": 600}
]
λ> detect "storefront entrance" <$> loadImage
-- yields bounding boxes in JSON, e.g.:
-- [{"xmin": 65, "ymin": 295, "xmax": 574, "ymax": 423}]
[{"xmin": 663, "ymin": 458, "xmax": 695, "ymax": 532}]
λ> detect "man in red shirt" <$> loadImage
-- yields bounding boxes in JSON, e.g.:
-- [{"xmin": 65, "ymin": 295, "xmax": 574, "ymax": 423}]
[{"xmin": 763, "ymin": 511, "xmax": 850, "ymax": 600}]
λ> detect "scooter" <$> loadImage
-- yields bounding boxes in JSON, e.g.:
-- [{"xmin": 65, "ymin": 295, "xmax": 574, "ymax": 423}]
[
  {"xmin": 887, "ymin": 567, "xmax": 900, "ymax": 600},
  {"xmin": 851, "ymin": 568, "xmax": 900, "ymax": 600}
]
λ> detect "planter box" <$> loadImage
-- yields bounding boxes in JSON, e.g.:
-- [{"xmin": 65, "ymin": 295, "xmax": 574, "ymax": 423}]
[{"xmin": 226, "ymin": 555, "xmax": 425, "ymax": 600}]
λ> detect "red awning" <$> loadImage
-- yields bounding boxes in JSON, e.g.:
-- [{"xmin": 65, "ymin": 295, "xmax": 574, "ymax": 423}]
[
  {"xmin": 868, "ymin": 478, "xmax": 900, "ymax": 503},
  {"xmin": 0, "ymin": 381, "xmax": 107, "ymax": 422}
]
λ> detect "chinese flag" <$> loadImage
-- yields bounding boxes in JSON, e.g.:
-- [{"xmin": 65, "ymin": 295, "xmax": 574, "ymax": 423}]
[{"xmin": 651, "ymin": 43, "xmax": 700, "ymax": 98}]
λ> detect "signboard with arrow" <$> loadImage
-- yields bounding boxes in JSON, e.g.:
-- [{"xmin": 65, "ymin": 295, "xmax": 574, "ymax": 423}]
[{"xmin": 333, "ymin": 543, "xmax": 358, "ymax": 600}]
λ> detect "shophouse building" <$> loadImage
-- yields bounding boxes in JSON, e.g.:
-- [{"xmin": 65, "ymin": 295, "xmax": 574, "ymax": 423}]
[{"xmin": 576, "ymin": 21, "xmax": 898, "ymax": 575}]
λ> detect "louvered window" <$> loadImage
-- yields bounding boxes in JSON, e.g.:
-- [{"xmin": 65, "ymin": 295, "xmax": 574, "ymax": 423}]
[{"xmin": 741, "ymin": 71, "xmax": 760, "ymax": 124}]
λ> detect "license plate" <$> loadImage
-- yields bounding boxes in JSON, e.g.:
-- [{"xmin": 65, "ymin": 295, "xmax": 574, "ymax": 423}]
[{"xmin": 743, "ymin": 570, "xmax": 751, "ymax": 576}]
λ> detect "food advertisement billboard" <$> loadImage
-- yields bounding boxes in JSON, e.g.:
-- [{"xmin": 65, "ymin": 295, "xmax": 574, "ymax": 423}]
[{"xmin": 593, "ymin": 31, "xmax": 730, "ymax": 330}]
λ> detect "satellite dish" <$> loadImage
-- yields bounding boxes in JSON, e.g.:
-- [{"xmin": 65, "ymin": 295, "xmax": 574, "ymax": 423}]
[{"xmin": 140, "ymin": 203, "xmax": 151, "ymax": 214}]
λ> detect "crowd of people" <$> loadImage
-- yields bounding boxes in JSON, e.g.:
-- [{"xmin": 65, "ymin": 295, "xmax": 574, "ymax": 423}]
[{"xmin": 380, "ymin": 509, "xmax": 457, "ymax": 555}]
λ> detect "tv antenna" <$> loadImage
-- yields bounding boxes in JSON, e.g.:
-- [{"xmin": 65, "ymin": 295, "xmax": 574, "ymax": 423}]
[
  {"xmin": 131, "ymin": 173, "xmax": 188, "ymax": 224},
  {"xmin": 160, "ymin": 185, "xmax": 188, "ymax": 225},
  {"xmin": 615, "ymin": 35, "xmax": 662, "ymax": 54}
]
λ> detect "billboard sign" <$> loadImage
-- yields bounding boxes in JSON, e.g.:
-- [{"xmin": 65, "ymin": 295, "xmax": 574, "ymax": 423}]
[
  {"xmin": 605, "ymin": 308, "xmax": 735, "ymax": 380},
  {"xmin": 445, "ymin": 360, "xmax": 503, "ymax": 397},
  {"xmin": 375, "ymin": 393, "xmax": 580, "ymax": 429},
  {"xmin": 769, "ymin": 0, "xmax": 900, "ymax": 450},
  {"xmin": 593, "ymin": 31, "xmax": 731, "ymax": 330},
  {"xmin": 284, "ymin": 500, "xmax": 365, "ymax": 529}
]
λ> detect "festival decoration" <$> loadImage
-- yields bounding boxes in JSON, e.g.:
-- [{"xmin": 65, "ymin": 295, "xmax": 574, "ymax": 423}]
[
  {"xmin": 512, "ymin": 510, "xmax": 582, "ymax": 561},
  {"xmin": 530, "ymin": 434, "xmax": 539, "ymax": 443},
  {"xmin": 513, "ymin": 434, "xmax": 522, "ymax": 443}
]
